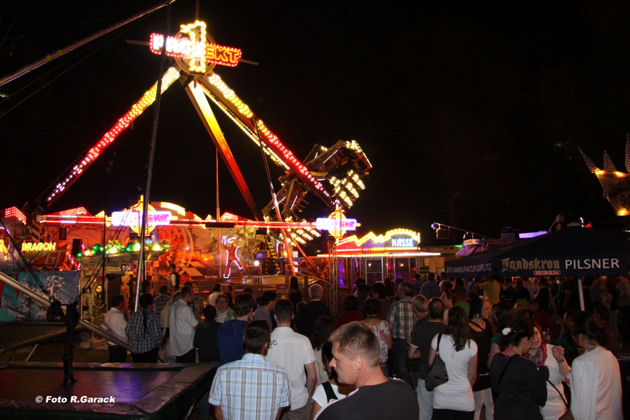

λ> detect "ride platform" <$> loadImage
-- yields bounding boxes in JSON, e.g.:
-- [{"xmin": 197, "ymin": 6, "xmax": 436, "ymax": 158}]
[{"xmin": 0, "ymin": 362, "xmax": 215, "ymax": 419}]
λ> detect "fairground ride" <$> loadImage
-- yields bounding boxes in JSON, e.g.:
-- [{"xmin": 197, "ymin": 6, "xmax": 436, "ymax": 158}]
[{"xmin": 4, "ymin": 7, "xmax": 371, "ymax": 289}]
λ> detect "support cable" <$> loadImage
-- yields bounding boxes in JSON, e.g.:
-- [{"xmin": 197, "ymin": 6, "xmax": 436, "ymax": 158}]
[
  {"xmin": 135, "ymin": 0, "xmax": 172, "ymax": 312},
  {"xmin": 1, "ymin": 12, "xmax": 145, "ymax": 120},
  {"xmin": 253, "ymin": 123, "xmax": 297, "ymax": 276},
  {"xmin": 0, "ymin": 0, "xmax": 176, "ymax": 88},
  {"xmin": 0, "ymin": 1, "xmax": 27, "ymax": 49}
]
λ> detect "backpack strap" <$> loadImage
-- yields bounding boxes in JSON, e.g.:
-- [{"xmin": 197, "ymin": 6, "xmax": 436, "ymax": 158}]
[
  {"xmin": 322, "ymin": 381, "xmax": 338, "ymax": 402},
  {"xmin": 435, "ymin": 333, "xmax": 443, "ymax": 355}
]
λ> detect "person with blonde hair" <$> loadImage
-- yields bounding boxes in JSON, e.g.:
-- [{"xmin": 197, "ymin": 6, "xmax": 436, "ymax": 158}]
[{"xmin": 318, "ymin": 322, "xmax": 418, "ymax": 419}]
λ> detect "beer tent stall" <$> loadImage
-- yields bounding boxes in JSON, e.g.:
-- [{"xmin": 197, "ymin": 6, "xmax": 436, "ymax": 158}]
[{"xmin": 444, "ymin": 227, "xmax": 630, "ymax": 278}]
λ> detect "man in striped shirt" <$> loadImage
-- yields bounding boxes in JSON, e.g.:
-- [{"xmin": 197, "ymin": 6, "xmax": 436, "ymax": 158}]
[{"xmin": 209, "ymin": 320, "xmax": 290, "ymax": 420}]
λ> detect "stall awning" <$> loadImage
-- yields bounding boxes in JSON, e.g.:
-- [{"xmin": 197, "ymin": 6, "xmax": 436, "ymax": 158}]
[{"xmin": 444, "ymin": 227, "xmax": 630, "ymax": 278}]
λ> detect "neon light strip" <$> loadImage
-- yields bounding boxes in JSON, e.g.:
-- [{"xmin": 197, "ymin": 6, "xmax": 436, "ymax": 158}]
[
  {"xmin": 200, "ymin": 81, "xmax": 288, "ymax": 169},
  {"xmin": 518, "ymin": 231, "xmax": 547, "ymax": 239},
  {"xmin": 594, "ymin": 169, "xmax": 627, "ymax": 178},
  {"xmin": 336, "ymin": 247, "xmax": 420, "ymax": 253},
  {"xmin": 207, "ymin": 74, "xmax": 253, "ymax": 118},
  {"xmin": 203, "ymin": 86, "xmax": 290, "ymax": 170},
  {"xmin": 37, "ymin": 215, "xmax": 317, "ymax": 230},
  {"xmin": 257, "ymin": 120, "xmax": 330, "ymax": 198},
  {"xmin": 337, "ymin": 229, "xmax": 422, "ymax": 247},
  {"xmin": 46, "ymin": 67, "xmax": 180, "ymax": 204},
  {"xmin": 203, "ymin": 73, "xmax": 332, "ymax": 199},
  {"xmin": 319, "ymin": 252, "xmax": 441, "ymax": 258},
  {"xmin": 38, "ymin": 215, "xmax": 109, "ymax": 224},
  {"xmin": 159, "ymin": 202, "xmax": 186, "ymax": 216}
]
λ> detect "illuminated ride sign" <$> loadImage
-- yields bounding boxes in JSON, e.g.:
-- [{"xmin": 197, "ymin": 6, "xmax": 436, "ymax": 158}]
[
  {"xmin": 0, "ymin": 239, "xmax": 7, "ymax": 259},
  {"xmin": 335, "ymin": 228, "xmax": 422, "ymax": 256},
  {"xmin": 316, "ymin": 209, "xmax": 358, "ymax": 240},
  {"xmin": 111, "ymin": 200, "xmax": 171, "ymax": 235},
  {"xmin": 22, "ymin": 242, "xmax": 57, "ymax": 252},
  {"xmin": 21, "ymin": 242, "xmax": 66, "ymax": 267},
  {"xmin": 149, "ymin": 20, "xmax": 242, "ymax": 73},
  {"xmin": 111, "ymin": 211, "xmax": 171, "ymax": 228}
]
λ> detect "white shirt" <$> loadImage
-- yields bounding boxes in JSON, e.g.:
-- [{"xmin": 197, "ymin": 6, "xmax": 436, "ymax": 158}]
[
  {"xmin": 167, "ymin": 299, "xmax": 198, "ymax": 357},
  {"xmin": 266, "ymin": 326, "xmax": 316, "ymax": 410},
  {"xmin": 570, "ymin": 346, "xmax": 622, "ymax": 420},
  {"xmin": 208, "ymin": 291, "xmax": 221, "ymax": 307},
  {"xmin": 542, "ymin": 344, "xmax": 568, "ymax": 419},
  {"xmin": 104, "ymin": 307, "xmax": 127, "ymax": 346},
  {"xmin": 313, "ymin": 382, "xmax": 346, "ymax": 419},
  {"xmin": 215, "ymin": 308, "xmax": 233, "ymax": 323},
  {"xmin": 430, "ymin": 333, "xmax": 477, "ymax": 412},
  {"xmin": 313, "ymin": 347, "xmax": 328, "ymax": 385}
]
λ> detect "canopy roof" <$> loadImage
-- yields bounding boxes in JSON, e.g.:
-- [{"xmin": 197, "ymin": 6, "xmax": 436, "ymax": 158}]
[{"xmin": 444, "ymin": 227, "xmax": 630, "ymax": 278}]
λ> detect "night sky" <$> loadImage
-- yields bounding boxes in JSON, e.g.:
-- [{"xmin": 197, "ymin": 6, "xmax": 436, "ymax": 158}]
[{"xmin": 2, "ymin": 0, "xmax": 630, "ymax": 245}]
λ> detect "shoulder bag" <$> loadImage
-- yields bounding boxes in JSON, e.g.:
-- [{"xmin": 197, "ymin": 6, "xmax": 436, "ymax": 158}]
[{"xmin": 425, "ymin": 333, "xmax": 448, "ymax": 391}]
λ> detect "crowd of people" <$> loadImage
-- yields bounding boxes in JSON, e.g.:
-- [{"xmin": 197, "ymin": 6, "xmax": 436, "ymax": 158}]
[{"xmin": 101, "ymin": 273, "xmax": 626, "ymax": 420}]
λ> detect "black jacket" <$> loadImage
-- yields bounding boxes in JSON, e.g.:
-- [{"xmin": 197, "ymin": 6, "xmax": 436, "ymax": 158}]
[
  {"xmin": 490, "ymin": 353, "xmax": 547, "ymax": 420},
  {"xmin": 296, "ymin": 300, "xmax": 330, "ymax": 339}
]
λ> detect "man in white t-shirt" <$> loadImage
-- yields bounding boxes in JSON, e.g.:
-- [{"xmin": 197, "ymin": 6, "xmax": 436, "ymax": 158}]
[
  {"xmin": 168, "ymin": 285, "xmax": 200, "ymax": 363},
  {"xmin": 266, "ymin": 299, "xmax": 317, "ymax": 419},
  {"xmin": 103, "ymin": 295, "xmax": 128, "ymax": 362}
]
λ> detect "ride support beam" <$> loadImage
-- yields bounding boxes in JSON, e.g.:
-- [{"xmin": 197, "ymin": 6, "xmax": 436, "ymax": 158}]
[
  {"xmin": 200, "ymin": 74, "xmax": 334, "ymax": 208},
  {"xmin": 185, "ymin": 81, "xmax": 260, "ymax": 220},
  {"xmin": 42, "ymin": 67, "xmax": 181, "ymax": 207}
]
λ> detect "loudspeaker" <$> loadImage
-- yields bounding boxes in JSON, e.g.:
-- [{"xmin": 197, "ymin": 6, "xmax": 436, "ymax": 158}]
[
  {"xmin": 436, "ymin": 227, "xmax": 450, "ymax": 240},
  {"xmin": 71, "ymin": 238, "xmax": 83, "ymax": 256},
  {"xmin": 59, "ymin": 227, "xmax": 67, "ymax": 240}
]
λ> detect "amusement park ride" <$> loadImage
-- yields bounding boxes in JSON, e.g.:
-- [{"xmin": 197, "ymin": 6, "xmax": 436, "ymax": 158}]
[
  {"xmin": 579, "ymin": 135, "xmax": 630, "ymax": 217},
  {"xmin": 0, "ymin": 6, "xmax": 375, "ymax": 414},
  {"xmin": 0, "ymin": 9, "xmax": 372, "ymax": 298}
]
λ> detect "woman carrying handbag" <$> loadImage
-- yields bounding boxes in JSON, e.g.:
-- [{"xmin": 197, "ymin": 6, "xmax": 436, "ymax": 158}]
[{"xmin": 427, "ymin": 306, "xmax": 478, "ymax": 420}]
